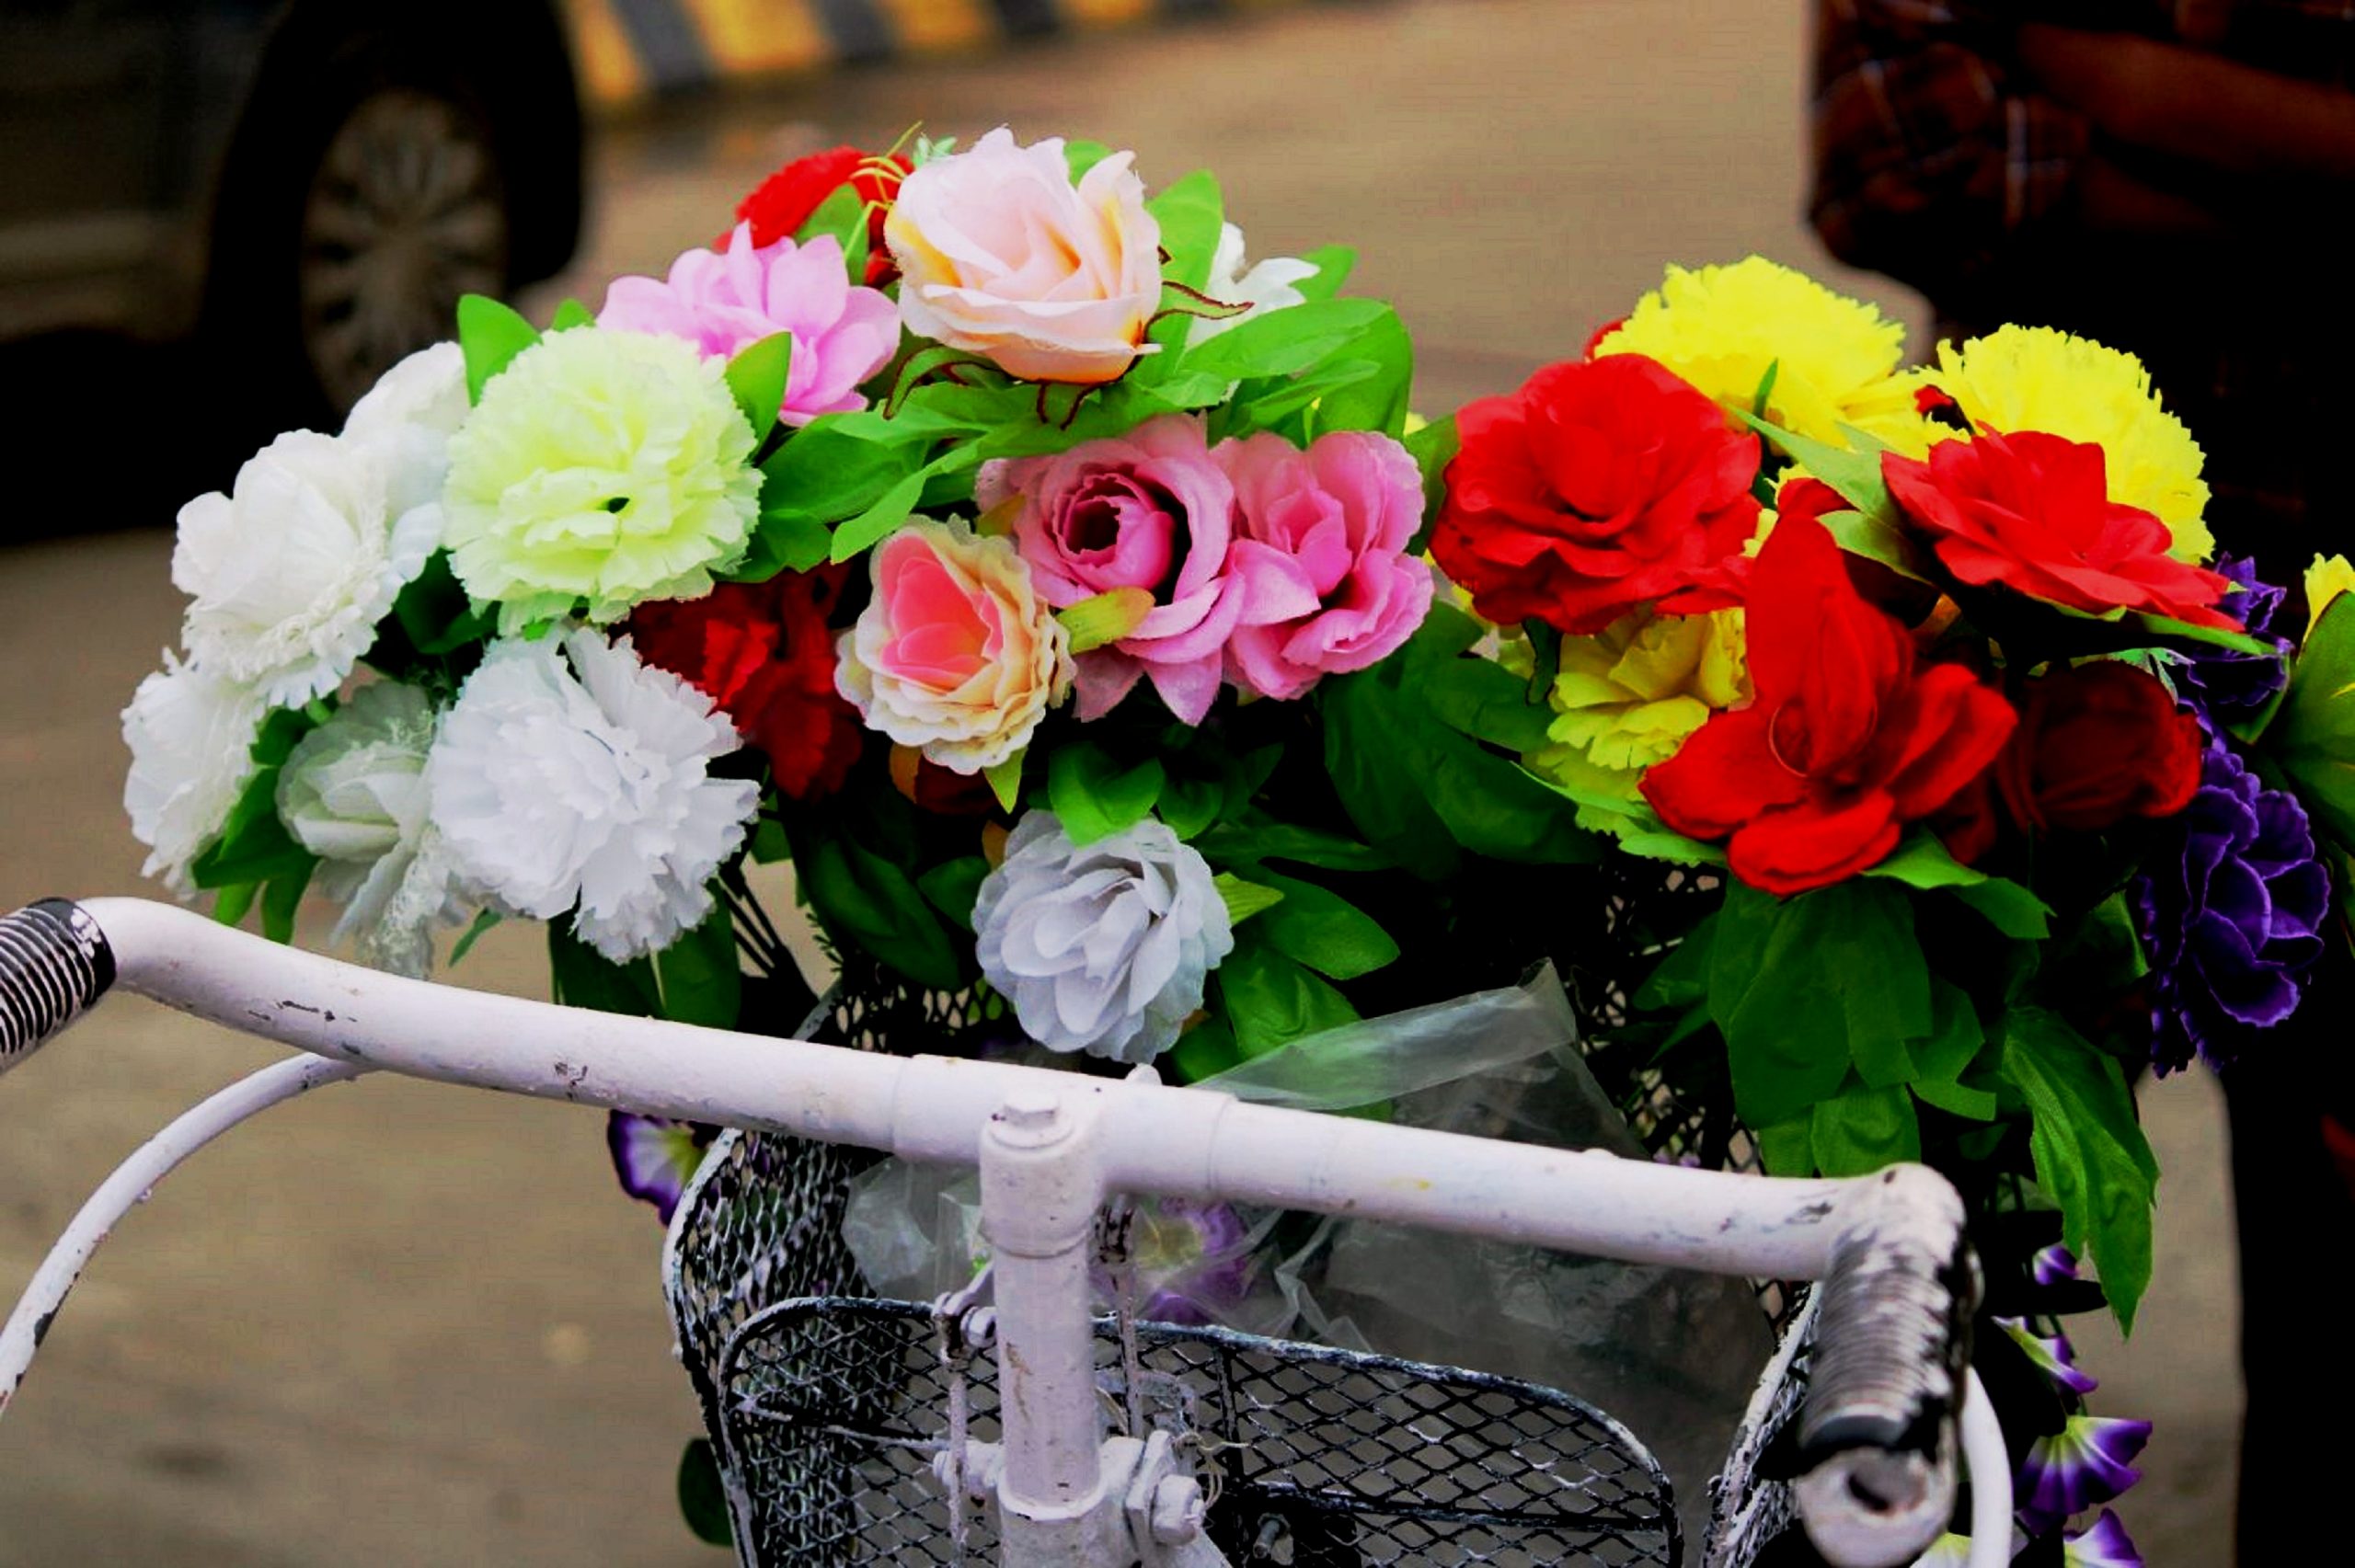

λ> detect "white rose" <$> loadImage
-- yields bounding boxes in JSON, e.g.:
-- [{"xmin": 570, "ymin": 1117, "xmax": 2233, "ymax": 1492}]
[
  {"xmin": 342, "ymin": 340, "xmax": 469, "ymax": 521},
  {"xmin": 275, "ymin": 681, "xmax": 466, "ymax": 977},
  {"xmin": 425, "ymin": 627, "xmax": 759, "ymax": 962},
  {"xmin": 1188, "ymin": 223, "xmax": 1318, "ymax": 347},
  {"xmin": 121, "ymin": 652, "xmax": 269, "ymax": 896},
  {"xmin": 886, "ymin": 128, "xmax": 1163, "ymax": 385},
  {"xmin": 172, "ymin": 429, "xmax": 438, "ymax": 707},
  {"xmin": 972, "ymin": 811, "xmax": 1234, "ymax": 1063}
]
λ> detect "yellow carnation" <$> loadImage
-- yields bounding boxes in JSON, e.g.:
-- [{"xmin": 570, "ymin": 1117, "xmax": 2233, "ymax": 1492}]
[
  {"xmin": 1526, "ymin": 608, "xmax": 1750, "ymax": 806},
  {"xmin": 1889, "ymin": 326, "xmax": 2212, "ymax": 564},
  {"xmin": 2307, "ymin": 554, "xmax": 2355, "ymax": 637},
  {"xmin": 1593, "ymin": 257, "xmax": 1911, "ymax": 447}
]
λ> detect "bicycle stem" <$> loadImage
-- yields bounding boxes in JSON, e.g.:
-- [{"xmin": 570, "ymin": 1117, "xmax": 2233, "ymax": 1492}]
[{"xmin": 3, "ymin": 898, "xmax": 2003, "ymax": 1567}]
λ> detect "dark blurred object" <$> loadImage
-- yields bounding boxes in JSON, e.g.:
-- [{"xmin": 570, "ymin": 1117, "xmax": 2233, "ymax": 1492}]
[{"xmin": 0, "ymin": 0, "xmax": 583, "ymax": 434}]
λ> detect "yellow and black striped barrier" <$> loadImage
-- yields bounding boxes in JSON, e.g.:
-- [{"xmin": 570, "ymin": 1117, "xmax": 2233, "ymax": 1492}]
[{"xmin": 564, "ymin": 0, "xmax": 1285, "ymax": 104}]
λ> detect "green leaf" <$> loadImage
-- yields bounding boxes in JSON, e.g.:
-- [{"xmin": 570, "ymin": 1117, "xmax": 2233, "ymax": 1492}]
[
  {"xmin": 1914, "ymin": 1077, "xmax": 2000, "ymax": 1121},
  {"xmin": 1179, "ymin": 298, "xmax": 1392, "ymax": 383},
  {"xmin": 2132, "ymin": 612, "xmax": 2274, "ymax": 658},
  {"xmin": 749, "ymin": 818, "xmax": 791, "ymax": 864},
  {"xmin": 1403, "ymin": 414, "xmax": 1459, "ymax": 546},
  {"xmin": 212, "ymin": 882, "xmax": 260, "ymax": 930},
  {"xmin": 259, "ymin": 862, "xmax": 313, "ymax": 944},
  {"xmin": 677, "ymin": 1437, "xmax": 735, "ymax": 1549},
  {"xmin": 1305, "ymin": 306, "xmax": 1413, "ymax": 438},
  {"xmin": 825, "ymin": 446, "xmax": 982, "ymax": 563},
  {"xmin": 1063, "ymin": 139, "xmax": 1114, "ymax": 179},
  {"xmin": 984, "ymin": 750, "xmax": 1024, "ymax": 815},
  {"xmin": 724, "ymin": 332, "xmax": 796, "ymax": 446},
  {"xmin": 1194, "ymin": 819, "xmax": 1392, "ymax": 872},
  {"xmin": 1755, "ymin": 1116, "xmax": 1816, "ymax": 1176},
  {"xmin": 1999, "ymin": 1008, "xmax": 2159, "ymax": 1330},
  {"xmin": 450, "ymin": 910, "xmax": 502, "ymax": 966},
  {"xmin": 1214, "ymin": 934, "xmax": 1360, "ymax": 1059},
  {"xmin": 548, "ymin": 920, "xmax": 662, "ymax": 1018},
  {"xmin": 792, "ymin": 183, "xmax": 867, "ymax": 250},
  {"xmin": 1421, "ymin": 651, "xmax": 1555, "ymax": 753},
  {"xmin": 796, "ymin": 833, "xmax": 967, "ymax": 993},
  {"xmin": 1213, "ymin": 872, "xmax": 1286, "ymax": 926},
  {"xmin": 1059, "ymin": 587, "xmax": 1155, "ymax": 654},
  {"xmin": 1292, "ymin": 245, "xmax": 1356, "ymax": 303},
  {"xmin": 917, "ymin": 856, "xmax": 992, "ymax": 932},
  {"xmin": 1741, "ymin": 412, "xmax": 1893, "ymax": 521},
  {"xmin": 654, "ymin": 898, "xmax": 743, "ymax": 1029},
  {"xmin": 1250, "ymin": 870, "xmax": 1399, "ymax": 980},
  {"xmin": 1810, "ymin": 1082, "xmax": 1923, "ymax": 1176},
  {"xmin": 1048, "ymin": 745, "xmax": 1166, "ymax": 845},
  {"xmin": 1863, "ymin": 831, "xmax": 2052, "ymax": 938},
  {"xmin": 456, "ymin": 294, "xmax": 540, "ymax": 403},
  {"xmin": 549, "ymin": 298, "xmax": 594, "ymax": 331},
  {"xmin": 2263, "ymin": 590, "xmax": 2355, "ymax": 848},
  {"xmin": 386, "ymin": 550, "xmax": 495, "ymax": 658},
  {"xmin": 1158, "ymin": 774, "xmax": 1224, "ymax": 841},
  {"xmin": 189, "ymin": 707, "xmax": 325, "ymax": 891},
  {"xmin": 1167, "ymin": 1013, "xmax": 1243, "ymax": 1082}
]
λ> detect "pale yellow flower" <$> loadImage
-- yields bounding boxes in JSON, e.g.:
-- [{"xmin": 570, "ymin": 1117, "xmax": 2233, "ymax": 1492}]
[
  {"xmin": 2307, "ymin": 554, "xmax": 2355, "ymax": 637},
  {"xmin": 1525, "ymin": 608, "xmax": 1750, "ymax": 807}
]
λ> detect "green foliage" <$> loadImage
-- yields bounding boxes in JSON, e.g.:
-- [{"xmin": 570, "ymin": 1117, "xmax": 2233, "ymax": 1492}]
[
  {"xmin": 547, "ymin": 921, "xmax": 662, "ymax": 1017},
  {"xmin": 724, "ymin": 332, "xmax": 796, "ymax": 446},
  {"xmin": 1248, "ymin": 870, "xmax": 1399, "ymax": 980},
  {"xmin": 191, "ymin": 709, "xmax": 324, "ymax": 935},
  {"xmin": 677, "ymin": 1438, "xmax": 735, "ymax": 1549},
  {"xmin": 384, "ymin": 550, "xmax": 496, "ymax": 661},
  {"xmin": 1292, "ymin": 246, "xmax": 1356, "ymax": 302},
  {"xmin": 1138, "ymin": 169, "xmax": 1225, "ymax": 377},
  {"xmin": 797, "ymin": 830, "xmax": 967, "ymax": 993},
  {"xmin": 1063, "ymin": 139, "xmax": 1114, "ymax": 179},
  {"xmin": 655, "ymin": 899, "xmax": 743, "ymax": 1029},
  {"xmin": 450, "ymin": 910, "xmax": 502, "ymax": 966},
  {"xmin": 1193, "ymin": 818, "xmax": 1391, "ymax": 873},
  {"xmin": 456, "ymin": 294, "xmax": 539, "ymax": 403},
  {"xmin": 1864, "ymin": 832, "xmax": 2052, "ymax": 938},
  {"xmin": 2262, "ymin": 590, "xmax": 2355, "ymax": 848},
  {"xmin": 1179, "ymin": 299, "xmax": 1393, "ymax": 383},
  {"xmin": 1214, "ymin": 932, "xmax": 1361, "ymax": 1059},
  {"xmin": 917, "ymin": 855, "xmax": 991, "ymax": 932},
  {"xmin": 1999, "ymin": 1007, "xmax": 2159, "ymax": 1330},
  {"xmin": 548, "ymin": 298, "xmax": 595, "ymax": 332},
  {"xmin": 1212, "ymin": 872, "xmax": 1286, "ymax": 926},
  {"xmin": 1809, "ymin": 1082, "xmax": 1923, "ymax": 1175},
  {"xmin": 792, "ymin": 183, "xmax": 867, "ymax": 251},
  {"xmin": 1403, "ymin": 415, "xmax": 1459, "ymax": 548},
  {"xmin": 1047, "ymin": 744, "xmax": 1166, "ymax": 845}
]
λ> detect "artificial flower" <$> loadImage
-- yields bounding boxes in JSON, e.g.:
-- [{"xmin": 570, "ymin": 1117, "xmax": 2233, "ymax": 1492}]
[
  {"xmin": 1189, "ymin": 223, "xmax": 1317, "ymax": 346},
  {"xmin": 1430, "ymin": 354, "xmax": 1763, "ymax": 635},
  {"xmin": 2016, "ymin": 1414, "xmax": 2151, "ymax": 1533},
  {"xmin": 980, "ymin": 416, "xmax": 1243, "ymax": 723},
  {"xmin": 2135, "ymin": 736, "xmax": 2329, "ymax": 1072},
  {"xmin": 2169, "ymin": 555, "xmax": 2290, "ymax": 725},
  {"xmin": 2306, "ymin": 552, "xmax": 2355, "ymax": 636},
  {"xmin": 1996, "ymin": 1316, "xmax": 2100, "ymax": 1397},
  {"xmin": 425, "ymin": 629, "xmax": 759, "ymax": 962},
  {"xmin": 607, "ymin": 1112, "xmax": 718, "ymax": 1223},
  {"xmin": 342, "ymin": 339, "xmax": 471, "ymax": 521},
  {"xmin": 1882, "ymin": 429, "xmax": 2234, "ymax": 629},
  {"xmin": 1640, "ymin": 512, "xmax": 2014, "ymax": 894},
  {"xmin": 1591, "ymin": 256, "xmax": 1915, "ymax": 445},
  {"xmin": 886, "ymin": 127, "xmax": 1162, "ymax": 384},
  {"xmin": 1097, "ymin": 1198, "xmax": 1258, "ymax": 1325},
  {"xmin": 2064, "ymin": 1509, "xmax": 2144, "ymax": 1567},
  {"xmin": 1891, "ymin": 325, "xmax": 2212, "ymax": 563},
  {"xmin": 121, "ymin": 653, "xmax": 268, "ymax": 896},
  {"xmin": 1524, "ymin": 606, "xmax": 1749, "ymax": 804},
  {"xmin": 971, "ymin": 810, "xmax": 1234, "ymax": 1062},
  {"xmin": 1218, "ymin": 429, "xmax": 1434, "ymax": 701},
  {"xmin": 172, "ymin": 429, "xmax": 438, "ymax": 707},
  {"xmin": 274, "ymin": 681, "xmax": 467, "ymax": 977},
  {"xmin": 1995, "ymin": 661, "xmax": 2202, "ymax": 835},
  {"xmin": 440, "ymin": 326, "xmax": 761, "ymax": 633},
  {"xmin": 627, "ymin": 567, "xmax": 863, "ymax": 799},
  {"xmin": 733, "ymin": 144, "xmax": 908, "ymax": 283},
  {"xmin": 598, "ymin": 225, "xmax": 898, "ymax": 426},
  {"xmin": 2035, "ymin": 1244, "xmax": 2081, "ymax": 1287},
  {"xmin": 834, "ymin": 518, "xmax": 1074, "ymax": 773}
]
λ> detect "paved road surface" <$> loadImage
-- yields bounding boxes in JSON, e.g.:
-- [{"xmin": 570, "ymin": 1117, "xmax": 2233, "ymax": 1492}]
[{"xmin": 0, "ymin": 2, "xmax": 2234, "ymax": 1561}]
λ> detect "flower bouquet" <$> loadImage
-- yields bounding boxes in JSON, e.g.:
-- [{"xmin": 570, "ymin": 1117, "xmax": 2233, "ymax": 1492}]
[{"xmin": 121, "ymin": 119, "xmax": 2355, "ymax": 1562}]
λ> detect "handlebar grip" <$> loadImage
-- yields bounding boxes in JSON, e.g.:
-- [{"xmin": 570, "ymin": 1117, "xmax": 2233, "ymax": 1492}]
[
  {"xmin": 0, "ymin": 901, "xmax": 115, "ymax": 1078},
  {"xmin": 1793, "ymin": 1163, "xmax": 1979, "ymax": 1568}
]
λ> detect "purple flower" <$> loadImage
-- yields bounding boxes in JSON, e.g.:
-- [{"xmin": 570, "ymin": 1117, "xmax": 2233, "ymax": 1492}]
[
  {"xmin": 1097, "ymin": 1198, "xmax": 1257, "ymax": 1326},
  {"xmin": 2065, "ymin": 1510, "xmax": 2144, "ymax": 1567},
  {"xmin": 607, "ymin": 1112, "xmax": 718, "ymax": 1223},
  {"xmin": 2034, "ymin": 1244, "xmax": 2080, "ymax": 1287},
  {"xmin": 1998, "ymin": 1317, "xmax": 2099, "ymax": 1397},
  {"xmin": 2134, "ymin": 737, "xmax": 2330, "ymax": 1072},
  {"xmin": 2170, "ymin": 554, "xmax": 2290, "ymax": 724},
  {"xmin": 2018, "ymin": 1415, "xmax": 2152, "ymax": 1533}
]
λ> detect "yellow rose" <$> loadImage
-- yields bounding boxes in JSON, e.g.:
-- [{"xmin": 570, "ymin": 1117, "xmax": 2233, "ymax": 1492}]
[{"xmin": 1526, "ymin": 608, "xmax": 1750, "ymax": 804}]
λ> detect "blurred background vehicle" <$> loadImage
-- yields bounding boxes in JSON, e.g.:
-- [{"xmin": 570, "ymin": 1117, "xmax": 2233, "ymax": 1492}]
[{"xmin": 0, "ymin": 0, "xmax": 584, "ymax": 429}]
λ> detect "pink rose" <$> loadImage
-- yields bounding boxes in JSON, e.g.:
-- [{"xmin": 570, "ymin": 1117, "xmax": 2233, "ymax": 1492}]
[
  {"xmin": 833, "ymin": 518, "xmax": 1074, "ymax": 773},
  {"xmin": 1219, "ymin": 431, "xmax": 1434, "ymax": 700},
  {"xmin": 980, "ymin": 416, "xmax": 1246, "ymax": 725},
  {"xmin": 885, "ymin": 128, "xmax": 1162, "ymax": 385},
  {"xmin": 599, "ymin": 224, "xmax": 899, "ymax": 427}
]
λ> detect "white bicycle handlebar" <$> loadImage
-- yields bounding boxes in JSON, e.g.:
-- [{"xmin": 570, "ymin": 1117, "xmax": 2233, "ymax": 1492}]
[{"xmin": 0, "ymin": 898, "xmax": 2005, "ymax": 1568}]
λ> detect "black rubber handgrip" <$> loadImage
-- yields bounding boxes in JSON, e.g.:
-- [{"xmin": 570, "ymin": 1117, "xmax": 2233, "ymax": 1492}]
[{"xmin": 0, "ymin": 900, "xmax": 114, "ymax": 1076}]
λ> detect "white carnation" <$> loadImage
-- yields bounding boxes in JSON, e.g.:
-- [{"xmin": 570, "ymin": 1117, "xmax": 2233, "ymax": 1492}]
[
  {"xmin": 275, "ymin": 681, "xmax": 467, "ymax": 977},
  {"xmin": 343, "ymin": 340, "xmax": 469, "ymax": 521},
  {"xmin": 972, "ymin": 811, "xmax": 1235, "ymax": 1063},
  {"xmin": 172, "ymin": 429, "xmax": 439, "ymax": 707},
  {"xmin": 1189, "ymin": 223, "xmax": 1319, "ymax": 347},
  {"xmin": 425, "ymin": 627, "xmax": 759, "ymax": 962},
  {"xmin": 121, "ymin": 652, "xmax": 269, "ymax": 896}
]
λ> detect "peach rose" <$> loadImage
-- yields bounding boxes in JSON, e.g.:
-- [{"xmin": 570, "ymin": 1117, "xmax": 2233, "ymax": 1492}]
[
  {"xmin": 885, "ymin": 129, "xmax": 1163, "ymax": 385},
  {"xmin": 834, "ymin": 518, "xmax": 1074, "ymax": 773}
]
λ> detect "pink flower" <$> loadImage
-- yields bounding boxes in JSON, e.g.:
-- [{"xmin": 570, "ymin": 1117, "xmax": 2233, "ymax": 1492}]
[
  {"xmin": 599, "ymin": 224, "xmax": 899, "ymax": 427},
  {"xmin": 979, "ymin": 416, "xmax": 1247, "ymax": 725},
  {"xmin": 1219, "ymin": 431, "xmax": 1433, "ymax": 699}
]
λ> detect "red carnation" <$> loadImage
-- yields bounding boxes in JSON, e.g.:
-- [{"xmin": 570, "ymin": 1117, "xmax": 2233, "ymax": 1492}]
[
  {"xmin": 1996, "ymin": 659, "xmax": 2202, "ymax": 834},
  {"xmin": 1882, "ymin": 429, "xmax": 2234, "ymax": 629},
  {"xmin": 1430, "ymin": 354, "xmax": 1763, "ymax": 635},
  {"xmin": 1641, "ymin": 512, "xmax": 2016, "ymax": 895},
  {"xmin": 1673, "ymin": 475, "xmax": 1847, "ymax": 613},
  {"xmin": 627, "ymin": 567, "xmax": 863, "ymax": 800},
  {"xmin": 732, "ymin": 146, "xmax": 909, "ymax": 285}
]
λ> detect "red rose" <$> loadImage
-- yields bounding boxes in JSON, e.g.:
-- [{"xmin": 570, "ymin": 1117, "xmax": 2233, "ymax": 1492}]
[
  {"xmin": 1640, "ymin": 512, "xmax": 2016, "ymax": 894},
  {"xmin": 1996, "ymin": 659, "xmax": 2202, "ymax": 833},
  {"xmin": 1881, "ymin": 429, "xmax": 2234, "ymax": 628},
  {"xmin": 889, "ymin": 745, "xmax": 999, "ymax": 817},
  {"xmin": 732, "ymin": 146, "xmax": 910, "ymax": 285},
  {"xmin": 1430, "ymin": 354, "xmax": 1762, "ymax": 635},
  {"xmin": 627, "ymin": 567, "xmax": 863, "ymax": 800}
]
